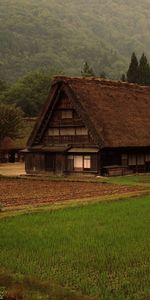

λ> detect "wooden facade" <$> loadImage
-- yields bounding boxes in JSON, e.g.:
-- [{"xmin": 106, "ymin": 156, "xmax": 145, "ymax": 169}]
[{"xmin": 25, "ymin": 77, "xmax": 150, "ymax": 176}]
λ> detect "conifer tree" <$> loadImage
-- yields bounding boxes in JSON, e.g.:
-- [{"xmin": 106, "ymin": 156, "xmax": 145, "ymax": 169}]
[
  {"xmin": 100, "ymin": 71, "xmax": 106, "ymax": 79},
  {"xmin": 121, "ymin": 74, "xmax": 126, "ymax": 82},
  {"xmin": 138, "ymin": 53, "xmax": 150, "ymax": 85},
  {"xmin": 81, "ymin": 62, "xmax": 95, "ymax": 77},
  {"xmin": 127, "ymin": 52, "xmax": 139, "ymax": 83}
]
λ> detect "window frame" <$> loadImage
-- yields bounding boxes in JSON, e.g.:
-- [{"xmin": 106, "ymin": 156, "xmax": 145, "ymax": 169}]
[
  {"xmin": 66, "ymin": 155, "xmax": 92, "ymax": 172},
  {"xmin": 61, "ymin": 110, "xmax": 73, "ymax": 119}
]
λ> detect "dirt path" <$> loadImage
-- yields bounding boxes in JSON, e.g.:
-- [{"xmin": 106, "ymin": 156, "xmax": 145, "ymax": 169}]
[
  {"xmin": 0, "ymin": 178, "xmax": 148, "ymax": 209},
  {"xmin": 0, "ymin": 163, "xmax": 26, "ymax": 176}
]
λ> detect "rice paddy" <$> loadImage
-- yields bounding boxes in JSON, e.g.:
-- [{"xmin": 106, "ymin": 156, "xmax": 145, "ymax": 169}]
[{"xmin": 0, "ymin": 194, "xmax": 150, "ymax": 299}]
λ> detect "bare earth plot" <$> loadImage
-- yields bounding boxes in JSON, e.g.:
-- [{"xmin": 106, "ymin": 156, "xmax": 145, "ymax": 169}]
[
  {"xmin": 0, "ymin": 179, "xmax": 148, "ymax": 209},
  {"xmin": 0, "ymin": 162, "xmax": 26, "ymax": 176}
]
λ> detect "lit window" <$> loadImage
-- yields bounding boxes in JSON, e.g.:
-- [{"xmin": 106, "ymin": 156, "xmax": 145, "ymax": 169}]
[
  {"xmin": 74, "ymin": 156, "xmax": 83, "ymax": 170},
  {"xmin": 84, "ymin": 156, "xmax": 91, "ymax": 169},
  {"xmin": 61, "ymin": 110, "xmax": 73, "ymax": 119}
]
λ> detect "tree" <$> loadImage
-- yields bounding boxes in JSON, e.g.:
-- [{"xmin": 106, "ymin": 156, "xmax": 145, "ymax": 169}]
[
  {"xmin": 127, "ymin": 52, "xmax": 139, "ymax": 83},
  {"xmin": 0, "ymin": 104, "xmax": 24, "ymax": 144},
  {"xmin": 100, "ymin": 71, "xmax": 106, "ymax": 79},
  {"xmin": 0, "ymin": 80, "xmax": 9, "ymax": 94},
  {"xmin": 81, "ymin": 62, "xmax": 95, "ymax": 77},
  {"xmin": 138, "ymin": 53, "xmax": 150, "ymax": 85},
  {"xmin": 121, "ymin": 73, "xmax": 126, "ymax": 82},
  {"xmin": 2, "ymin": 71, "xmax": 51, "ymax": 116}
]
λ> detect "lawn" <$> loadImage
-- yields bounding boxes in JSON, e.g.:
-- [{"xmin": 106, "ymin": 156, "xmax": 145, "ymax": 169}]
[
  {"xmin": 107, "ymin": 174, "xmax": 150, "ymax": 187},
  {"xmin": 0, "ymin": 195, "xmax": 150, "ymax": 299}
]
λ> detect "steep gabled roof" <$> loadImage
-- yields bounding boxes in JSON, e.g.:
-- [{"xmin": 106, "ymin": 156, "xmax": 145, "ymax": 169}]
[{"xmin": 28, "ymin": 76, "xmax": 150, "ymax": 148}]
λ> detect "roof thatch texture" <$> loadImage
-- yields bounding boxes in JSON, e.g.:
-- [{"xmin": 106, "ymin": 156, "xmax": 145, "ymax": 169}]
[{"xmin": 53, "ymin": 77, "xmax": 150, "ymax": 148}]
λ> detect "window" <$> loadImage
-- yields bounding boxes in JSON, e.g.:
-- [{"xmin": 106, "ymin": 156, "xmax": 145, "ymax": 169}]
[
  {"xmin": 61, "ymin": 110, "xmax": 73, "ymax": 119},
  {"xmin": 145, "ymin": 153, "xmax": 150, "ymax": 162},
  {"xmin": 74, "ymin": 156, "xmax": 83, "ymax": 170},
  {"xmin": 60, "ymin": 128, "xmax": 75, "ymax": 136},
  {"xmin": 76, "ymin": 127, "xmax": 88, "ymax": 135},
  {"xmin": 137, "ymin": 154, "xmax": 144, "ymax": 165},
  {"xmin": 121, "ymin": 154, "xmax": 127, "ymax": 166},
  {"xmin": 67, "ymin": 155, "xmax": 91, "ymax": 171},
  {"xmin": 128, "ymin": 154, "xmax": 136, "ymax": 166},
  {"xmin": 84, "ymin": 156, "xmax": 91, "ymax": 169},
  {"xmin": 48, "ymin": 128, "xmax": 59, "ymax": 136}
]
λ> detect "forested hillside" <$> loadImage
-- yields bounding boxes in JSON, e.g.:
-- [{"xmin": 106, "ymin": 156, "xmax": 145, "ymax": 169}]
[{"xmin": 0, "ymin": 0, "xmax": 150, "ymax": 81}]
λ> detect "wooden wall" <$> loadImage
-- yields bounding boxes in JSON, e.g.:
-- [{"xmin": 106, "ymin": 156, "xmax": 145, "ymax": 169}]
[
  {"xmin": 25, "ymin": 152, "xmax": 99, "ymax": 175},
  {"xmin": 25, "ymin": 152, "xmax": 56, "ymax": 174},
  {"xmin": 42, "ymin": 92, "xmax": 95, "ymax": 146},
  {"xmin": 101, "ymin": 148, "xmax": 150, "ymax": 175}
]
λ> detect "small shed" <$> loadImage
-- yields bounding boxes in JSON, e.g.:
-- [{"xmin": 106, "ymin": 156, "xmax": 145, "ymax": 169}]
[{"xmin": 0, "ymin": 118, "xmax": 36, "ymax": 163}]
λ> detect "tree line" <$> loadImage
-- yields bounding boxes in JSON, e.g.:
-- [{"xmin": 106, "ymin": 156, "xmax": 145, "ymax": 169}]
[
  {"xmin": 0, "ymin": 52, "xmax": 150, "ymax": 144},
  {"xmin": 0, "ymin": 71, "xmax": 51, "ymax": 143},
  {"xmin": 81, "ymin": 53, "xmax": 150, "ymax": 86},
  {"xmin": 122, "ymin": 52, "xmax": 150, "ymax": 85},
  {"xmin": 0, "ymin": 71, "xmax": 51, "ymax": 117}
]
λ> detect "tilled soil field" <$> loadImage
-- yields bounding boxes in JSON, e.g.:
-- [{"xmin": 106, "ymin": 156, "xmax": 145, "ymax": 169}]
[{"xmin": 0, "ymin": 179, "xmax": 148, "ymax": 209}]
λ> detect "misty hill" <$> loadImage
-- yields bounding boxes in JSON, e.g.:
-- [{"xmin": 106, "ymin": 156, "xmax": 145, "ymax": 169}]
[{"xmin": 0, "ymin": 0, "xmax": 150, "ymax": 81}]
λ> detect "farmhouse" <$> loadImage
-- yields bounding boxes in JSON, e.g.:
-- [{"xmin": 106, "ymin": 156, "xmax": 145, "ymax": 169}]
[
  {"xmin": 0, "ymin": 118, "xmax": 36, "ymax": 163},
  {"xmin": 25, "ymin": 76, "xmax": 150, "ymax": 176}
]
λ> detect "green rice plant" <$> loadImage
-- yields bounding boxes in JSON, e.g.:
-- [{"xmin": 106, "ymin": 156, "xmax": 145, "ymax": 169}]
[{"xmin": 0, "ymin": 195, "xmax": 150, "ymax": 299}]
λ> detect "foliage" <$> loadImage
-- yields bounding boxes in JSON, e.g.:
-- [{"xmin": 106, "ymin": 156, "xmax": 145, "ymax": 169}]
[
  {"xmin": 126, "ymin": 52, "xmax": 150, "ymax": 85},
  {"xmin": 81, "ymin": 62, "xmax": 95, "ymax": 77},
  {"xmin": 0, "ymin": 80, "xmax": 9, "ymax": 94},
  {"xmin": 126, "ymin": 52, "xmax": 139, "ymax": 83},
  {"xmin": 120, "ymin": 73, "xmax": 126, "ymax": 81},
  {"xmin": 0, "ymin": 195, "xmax": 150, "ymax": 299},
  {"xmin": 138, "ymin": 53, "xmax": 150, "ymax": 84},
  {"xmin": 100, "ymin": 71, "xmax": 107, "ymax": 79},
  {"xmin": 1, "ymin": 1, "xmax": 150, "ymax": 81},
  {"xmin": 0, "ymin": 104, "xmax": 24, "ymax": 143},
  {"xmin": 1, "ymin": 71, "xmax": 51, "ymax": 116}
]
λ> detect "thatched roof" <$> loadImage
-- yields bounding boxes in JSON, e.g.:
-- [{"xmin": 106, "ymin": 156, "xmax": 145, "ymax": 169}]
[{"xmin": 28, "ymin": 77, "xmax": 150, "ymax": 149}]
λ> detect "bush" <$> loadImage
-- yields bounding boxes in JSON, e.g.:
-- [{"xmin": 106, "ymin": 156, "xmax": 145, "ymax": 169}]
[{"xmin": 3, "ymin": 287, "xmax": 23, "ymax": 300}]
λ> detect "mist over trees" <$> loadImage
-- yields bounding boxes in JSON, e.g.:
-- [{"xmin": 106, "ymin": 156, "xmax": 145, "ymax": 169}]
[
  {"xmin": 0, "ymin": 0, "xmax": 150, "ymax": 82},
  {"xmin": 1, "ymin": 1, "xmax": 150, "ymax": 117}
]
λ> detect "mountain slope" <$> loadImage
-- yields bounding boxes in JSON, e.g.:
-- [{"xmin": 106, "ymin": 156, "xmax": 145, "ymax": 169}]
[{"xmin": 0, "ymin": 0, "xmax": 150, "ymax": 81}]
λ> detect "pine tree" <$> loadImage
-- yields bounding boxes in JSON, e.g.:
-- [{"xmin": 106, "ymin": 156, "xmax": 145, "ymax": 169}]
[
  {"xmin": 121, "ymin": 74, "xmax": 126, "ymax": 82},
  {"xmin": 138, "ymin": 53, "xmax": 150, "ymax": 85},
  {"xmin": 81, "ymin": 62, "xmax": 95, "ymax": 77},
  {"xmin": 127, "ymin": 52, "xmax": 139, "ymax": 83},
  {"xmin": 100, "ymin": 71, "xmax": 106, "ymax": 79}
]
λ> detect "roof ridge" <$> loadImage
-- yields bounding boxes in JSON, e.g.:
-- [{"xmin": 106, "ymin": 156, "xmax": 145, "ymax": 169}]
[{"xmin": 52, "ymin": 76, "xmax": 150, "ymax": 91}]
